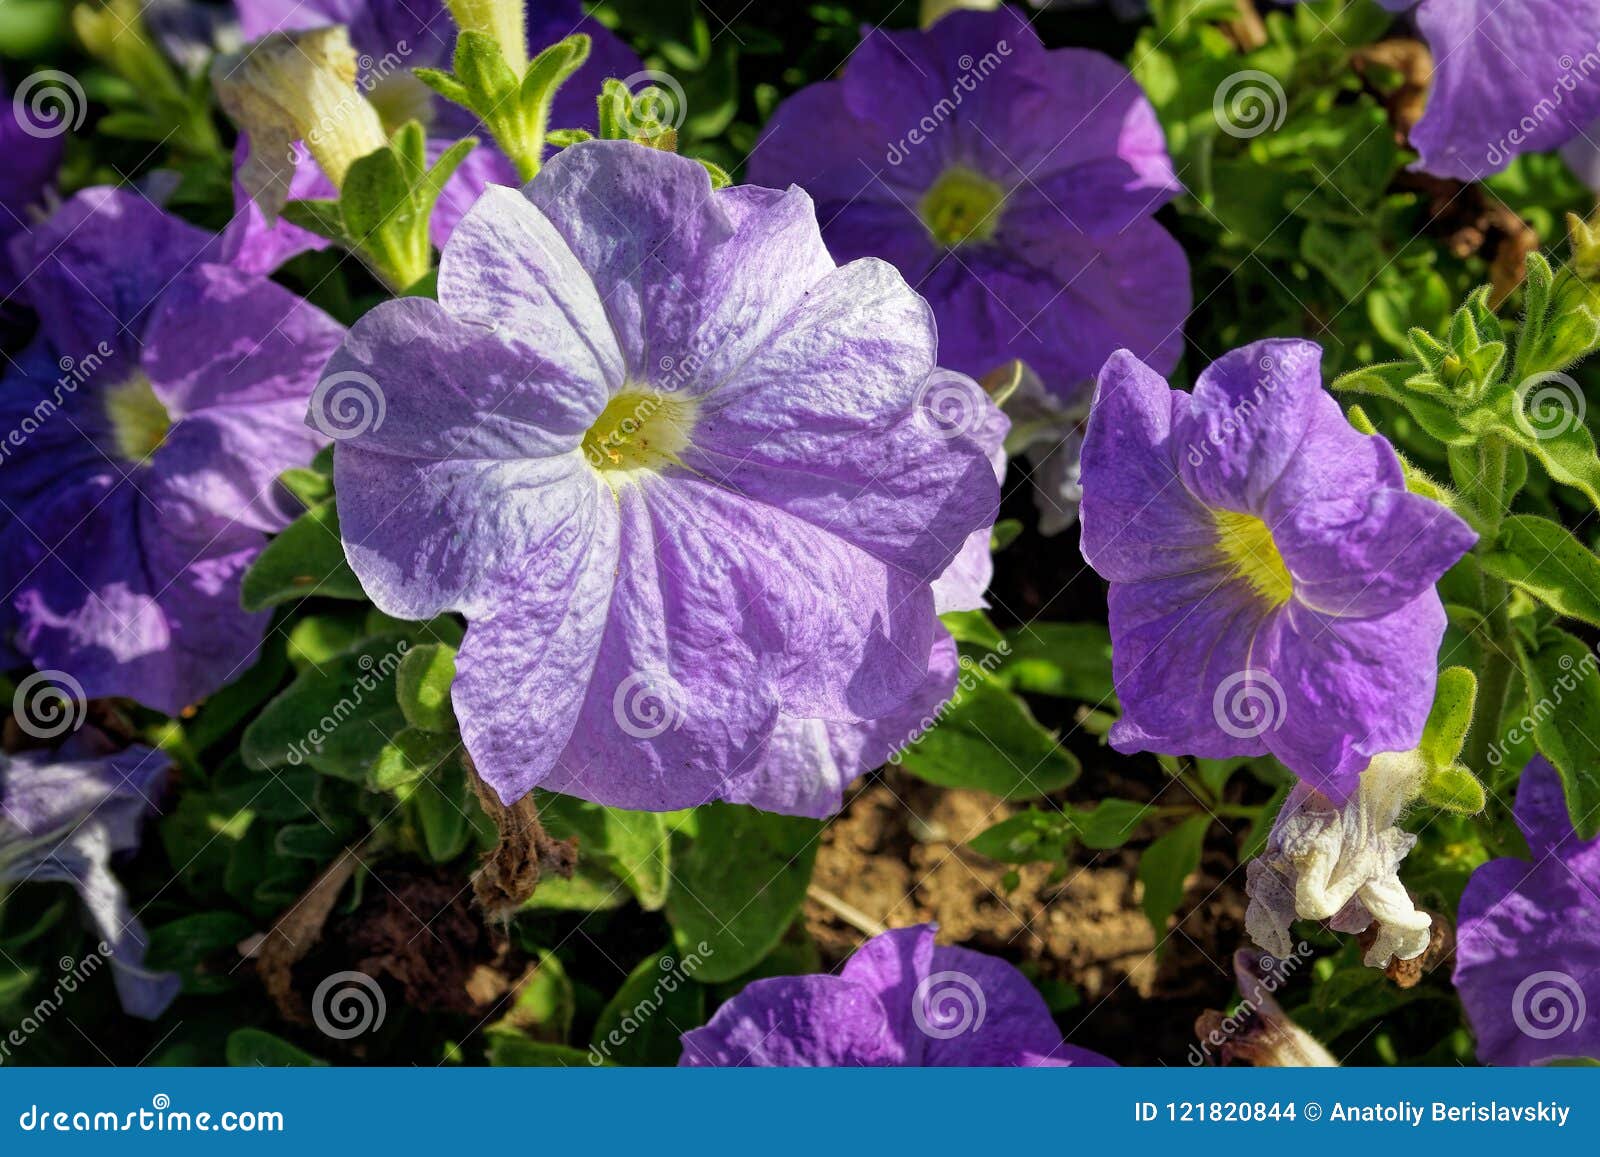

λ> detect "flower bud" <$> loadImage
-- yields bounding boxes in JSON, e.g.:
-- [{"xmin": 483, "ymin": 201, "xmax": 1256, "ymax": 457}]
[
  {"xmin": 1567, "ymin": 212, "xmax": 1600, "ymax": 282},
  {"xmin": 212, "ymin": 27, "xmax": 388, "ymax": 218},
  {"xmin": 446, "ymin": 0, "xmax": 528, "ymax": 73},
  {"xmin": 1246, "ymin": 750, "xmax": 1433, "ymax": 969}
]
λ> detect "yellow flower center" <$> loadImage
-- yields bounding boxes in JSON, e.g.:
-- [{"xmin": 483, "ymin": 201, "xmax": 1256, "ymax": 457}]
[
  {"xmin": 1213, "ymin": 509, "xmax": 1293, "ymax": 606},
  {"xmin": 103, "ymin": 375, "xmax": 172, "ymax": 464},
  {"xmin": 919, "ymin": 167, "xmax": 1005, "ymax": 247},
  {"xmin": 581, "ymin": 390, "xmax": 697, "ymax": 489}
]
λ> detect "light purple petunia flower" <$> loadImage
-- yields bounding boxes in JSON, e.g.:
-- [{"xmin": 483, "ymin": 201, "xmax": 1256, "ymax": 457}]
[
  {"xmin": 324, "ymin": 140, "xmax": 999, "ymax": 816},
  {"xmin": 747, "ymin": 5, "xmax": 1190, "ymax": 402},
  {"xmin": 680, "ymin": 923, "xmax": 1114, "ymax": 1066},
  {"xmin": 0, "ymin": 736, "xmax": 179, "ymax": 1019},
  {"xmin": 0, "ymin": 68, "xmax": 64, "ymax": 308},
  {"xmin": 224, "ymin": 0, "xmax": 642, "ymax": 274},
  {"xmin": 1077, "ymin": 338, "xmax": 1476, "ymax": 800},
  {"xmin": 1294, "ymin": 0, "xmax": 1600, "ymax": 181},
  {"xmin": 1455, "ymin": 758, "xmax": 1600, "ymax": 1066},
  {"xmin": 0, "ymin": 188, "xmax": 345, "ymax": 712}
]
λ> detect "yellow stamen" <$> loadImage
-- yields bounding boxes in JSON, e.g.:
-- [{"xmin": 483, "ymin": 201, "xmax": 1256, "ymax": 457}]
[
  {"xmin": 1214, "ymin": 509, "xmax": 1293, "ymax": 606},
  {"xmin": 918, "ymin": 167, "xmax": 1005, "ymax": 247},
  {"xmin": 581, "ymin": 390, "xmax": 697, "ymax": 489},
  {"xmin": 103, "ymin": 375, "xmax": 172, "ymax": 464}
]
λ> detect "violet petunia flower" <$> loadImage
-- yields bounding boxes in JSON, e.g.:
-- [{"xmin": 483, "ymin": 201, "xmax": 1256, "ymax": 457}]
[
  {"xmin": 325, "ymin": 140, "xmax": 999, "ymax": 817},
  {"xmin": 0, "ymin": 69, "xmax": 64, "ymax": 310},
  {"xmin": 1299, "ymin": 0, "xmax": 1600, "ymax": 181},
  {"xmin": 747, "ymin": 5, "xmax": 1190, "ymax": 403},
  {"xmin": 0, "ymin": 188, "xmax": 345, "ymax": 712},
  {"xmin": 1078, "ymin": 339, "xmax": 1476, "ymax": 800},
  {"xmin": 0, "ymin": 738, "xmax": 179, "ymax": 1019},
  {"xmin": 224, "ymin": 0, "xmax": 641, "ymax": 274},
  {"xmin": 1455, "ymin": 758, "xmax": 1600, "ymax": 1066},
  {"xmin": 679, "ymin": 923, "xmax": 1114, "ymax": 1066}
]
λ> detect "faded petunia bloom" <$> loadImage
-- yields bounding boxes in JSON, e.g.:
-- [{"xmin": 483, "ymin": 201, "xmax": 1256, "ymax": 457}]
[
  {"xmin": 1194, "ymin": 949, "xmax": 1337, "ymax": 1067},
  {"xmin": 0, "ymin": 188, "xmax": 345, "ymax": 711},
  {"xmin": 679, "ymin": 923, "xmax": 1114, "ymax": 1066},
  {"xmin": 224, "ymin": 0, "xmax": 641, "ymax": 274},
  {"xmin": 1323, "ymin": 0, "xmax": 1600, "ymax": 181},
  {"xmin": 1246, "ymin": 750, "xmax": 1433, "ymax": 968},
  {"xmin": 0, "ymin": 737, "xmax": 179, "ymax": 1018},
  {"xmin": 1078, "ymin": 339, "xmax": 1476, "ymax": 800},
  {"xmin": 747, "ymin": 5, "xmax": 1189, "ymax": 402},
  {"xmin": 1455, "ymin": 758, "xmax": 1600, "ymax": 1066},
  {"xmin": 325, "ymin": 141, "xmax": 999, "ymax": 816}
]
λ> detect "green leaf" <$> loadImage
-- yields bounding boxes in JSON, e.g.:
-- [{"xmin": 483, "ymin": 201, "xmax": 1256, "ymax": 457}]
[
  {"xmin": 225, "ymin": 1028, "xmax": 326, "ymax": 1067},
  {"xmin": 897, "ymin": 667, "xmax": 1080, "ymax": 798},
  {"xmin": 490, "ymin": 950, "xmax": 574, "ymax": 1043},
  {"xmin": 369, "ymin": 727, "xmax": 459, "ymax": 792},
  {"xmin": 1522, "ymin": 630, "xmax": 1600, "ymax": 839},
  {"xmin": 1137, "ymin": 816, "xmax": 1210, "ymax": 940},
  {"xmin": 241, "ymin": 632, "xmax": 413, "ymax": 778},
  {"xmin": 590, "ymin": 949, "xmax": 709, "ymax": 1066},
  {"xmin": 1420, "ymin": 666, "xmax": 1477, "ymax": 770},
  {"xmin": 279, "ymin": 198, "xmax": 347, "ymax": 244},
  {"xmin": 486, "ymin": 1034, "xmax": 598, "ymax": 1066},
  {"xmin": 240, "ymin": 500, "xmax": 365, "ymax": 610},
  {"xmin": 536, "ymin": 793, "xmax": 671, "ymax": 910},
  {"xmin": 1076, "ymin": 799, "xmax": 1156, "ymax": 850},
  {"xmin": 664, "ymin": 803, "xmax": 821, "ymax": 982},
  {"xmin": 939, "ymin": 609, "xmax": 1006, "ymax": 650},
  {"xmin": 395, "ymin": 643, "xmax": 458, "ymax": 732},
  {"xmin": 967, "ymin": 809, "xmax": 1073, "ymax": 863},
  {"xmin": 412, "ymin": 759, "xmax": 475, "ymax": 862},
  {"xmin": 1477, "ymin": 514, "xmax": 1600, "ymax": 626},
  {"xmin": 340, "ymin": 138, "xmax": 432, "ymax": 291},
  {"xmin": 145, "ymin": 912, "xmax": 255, "ymax": 995},
  {"xmin": 1419, "ymin": 764, "xmax": 1487, "ymax": 815},
  {"xmin": 995, "ymin": 622, "xmax": 1114, "ymax": 703}
]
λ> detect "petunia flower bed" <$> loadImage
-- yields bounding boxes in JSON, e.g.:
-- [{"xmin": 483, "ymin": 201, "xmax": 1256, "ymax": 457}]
[{"xmin": 1, "ymin": 0, "xmax": 1600, "ymax": 1074}]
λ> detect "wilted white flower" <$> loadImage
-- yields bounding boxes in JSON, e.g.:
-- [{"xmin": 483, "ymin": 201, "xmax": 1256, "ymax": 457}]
[{"xmin": 1246, "ymin": 750, "xmax": 1433, "ymax": 969}]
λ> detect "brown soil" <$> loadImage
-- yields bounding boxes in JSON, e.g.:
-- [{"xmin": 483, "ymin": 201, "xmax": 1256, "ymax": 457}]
[{"xmin": 803, "ymin": 769, "xmax": 1252, "ymax": 1065}]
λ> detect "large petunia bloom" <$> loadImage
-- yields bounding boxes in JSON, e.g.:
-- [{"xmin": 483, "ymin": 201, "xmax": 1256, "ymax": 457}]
[
  {"xmin": 224, "ymin": 0, "xmax": 641, "ymax": 274},
  {"xmin": 679, "ymin": 923, "xmax": 1114, "ymax": 1066},
  {"xmin": 0, "ymin": 737, "xmax": 179, "ymax": 1019},
  {"xmin": 0, "ymin": 188, "xmax": 345, "ymax": 711},
  {"xmin": 1313, "ymin": 0, "xmax": 1600, "ymax": 181},
  {"xmin": 325, "ymin": 141, "xmax": 999, "ymax": 816},
  {"xmin": 746, "ymin": 5, "xmax": 1189, "ymax": 402},
  {"xmin": 1078, "ymin": 339, "xmax": 1476, "ymax": 799},
  {"xmin": 1455, "ymin": 758, "xmax": 1600, "ymax": 1066}
]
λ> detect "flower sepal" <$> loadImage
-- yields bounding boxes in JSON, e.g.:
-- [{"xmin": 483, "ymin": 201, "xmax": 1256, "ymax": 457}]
[
  {"xmin": 414, "ymin": 29, "xmax": 590, "ymax": 181},
  {"xmin": 280, "ymin": 121, "xmax": 478, "ymax": 293}
]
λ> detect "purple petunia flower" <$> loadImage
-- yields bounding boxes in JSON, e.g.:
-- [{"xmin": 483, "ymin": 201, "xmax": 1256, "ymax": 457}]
[
  {"xmin": 1301, "ymin": 0, "xmax": 1600, "ymax": 181},
  {"xmin": 0, "ymin": 69, "xmax": 64, "ymax": 308},
  {"xmin": 324, "ymin": 140, "xmax": 999, "ymax": 816},
  {"xmin": 1455, "ymin": 758, "xmax": 1600, "ymax": 1066},
  {"xmin": 747, "ymin": 5, "xmax": 1190, "ymax": 402},
  {"xmin": 0, "ymin": 736, "xmax": 179, "ymax": 1019},
  {"xmin": 0, "ymin": 188, "xmax": 345, "ymax": 712},
  {"xmin": 224, "ymin": 0, "xmax": 641, "ymax": 274},
  {"xmin": 1078, "ymin": 339, "xmax": 1476, "ymax": 799},
  {"xmin": 679, "ymin": 923, "xmax": 1114, "ymax": 1066}
]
